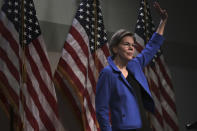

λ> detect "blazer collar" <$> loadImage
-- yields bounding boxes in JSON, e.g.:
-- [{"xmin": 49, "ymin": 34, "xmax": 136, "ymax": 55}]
[
  {"xmin": 107, "ymin": 56, "xmax": 134, "ymax": 92},
  {"xmin": 107, "ymin": 56, "xmax": 121, "ymax": 73}
]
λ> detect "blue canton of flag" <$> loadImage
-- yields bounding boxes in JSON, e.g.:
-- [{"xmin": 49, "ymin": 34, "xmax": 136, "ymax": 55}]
[
  {"xmin": 75, "ymin": 0, "xmax": 108, "ymax": 53},
  {"xmin": 2, "ymin": 0, "xmax": 41, "ymax": 45}
]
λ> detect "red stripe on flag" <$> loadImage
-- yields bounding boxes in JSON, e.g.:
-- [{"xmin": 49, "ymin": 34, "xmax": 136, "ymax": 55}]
[
  {"xmin": 152, "ymin": 65, "xmax": 177, "ymax": 114},
  {"xmin": 0, "ymin": 71, "xmax": 19, "ymax": 107},
  {"xmin": 157, "ymin": 58, "xmax": 173, "ymax": 90},
  {"xmin": 0, "ymin": 47, "xmax": 20, "ymax": 82},
  {"xmin": 32, "ymin": 39, "xmax": 53, "ymax": 79},
  {"xmin": 101, "ymin": 44, "xmax": 110, "ymax": 58},
  {"xmin": 70, "ymin": 26, "xmax": 89, "ymax": 57},
  {"xmin": 26, "ymin": 75, "xmax": 56, "ymax": 131},
  {"xmin": 64, "ymin": 43, "xmax": 87, "ymax": 77},
  {"xmin": 20, "ymin": 93, "xmax": 40, "ymax": 130},
  {"xmin": 25, "ymin": 47, "xmax": 59, "ymax": 117},
  {"xmin": 162, "ymin": 109, "xmax": 179, "ymax": 131},
  {"xmin": 64, "ymin": 42, "xmax": 96, "ymax": 94},
  {"xmin": 58, "ymin": 58, "xmax": 84, "ymax": 93},
  {"xmin": 0, "ymin": 21, "xmax": 19, "ymax": 58},
  {"xmin": 54, "ymin": 71, "xmax": 81, "ymax": 118}
]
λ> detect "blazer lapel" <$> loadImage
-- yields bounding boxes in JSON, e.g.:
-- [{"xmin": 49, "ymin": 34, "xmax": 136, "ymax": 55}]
[{"xmin": 119, "ymin": 73, "xmax": 135, "ymax": 94}]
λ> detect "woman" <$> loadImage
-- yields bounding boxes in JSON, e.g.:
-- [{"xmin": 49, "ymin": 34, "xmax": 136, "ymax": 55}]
[{"xmin": 95, "ymin": 2, "xmax": 168, "ymax": 131}]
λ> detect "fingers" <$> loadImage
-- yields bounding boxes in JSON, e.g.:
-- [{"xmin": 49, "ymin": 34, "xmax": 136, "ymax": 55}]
[
  {"xmin": 153, "ymin": 2, "xmax": 168, "ymax": 20},
  {"xmin": 153, "ymin": 2, "xmax": 161, "ymax": 12},
  {"xmin": 153, "ymin": 2, "xmax": 163, "ymax": 14}
]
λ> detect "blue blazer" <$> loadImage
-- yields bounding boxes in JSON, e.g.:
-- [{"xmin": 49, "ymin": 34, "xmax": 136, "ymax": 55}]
[{"xmin": 95, "ymin": 33, "xmax": 164, "ymax": 131}]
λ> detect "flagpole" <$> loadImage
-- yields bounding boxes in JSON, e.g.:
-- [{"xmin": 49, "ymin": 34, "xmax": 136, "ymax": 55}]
[
  {"xmin": 20, "ymin": 0, "xmax": 26, "ymax": 130},
  {"xmin": 143, "ymin": 0, "xmax": 153, "ymax": 129},
  {"xmin": 93, "ymin": 0, "xmax": 99, "ymax": 80},
  {"xmin": 93, "ymin": 0, "xmax": 100, "ymax": 129}
]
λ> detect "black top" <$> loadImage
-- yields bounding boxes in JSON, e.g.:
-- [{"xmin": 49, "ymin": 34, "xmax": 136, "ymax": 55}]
[{"xmin": 126, "ymin": 71, "xmax": 152, "ymax": 131}]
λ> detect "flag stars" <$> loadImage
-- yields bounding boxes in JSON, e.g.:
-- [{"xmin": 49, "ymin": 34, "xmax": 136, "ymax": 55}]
[
  {"xmin": 28, "ymin": 34, "xmax": 32, "ymax": 39},
  {"xmin": 98, "ymin": 19, "xmax": 102, "ymax": 23},
  {"xmin": 97, "ymin": 41, "xmax": 100, "ymax": 46},
  {"xmin": 79, "ymin": 15, "xmax": 83, "ymax": 19},
  {"xmin": 86, "ymin": 25, "xmax": 89, "ymax": 29},
  {"xmin": 35, "ymin": 29, "xmax": 39, "ymax": 34},
  {"xmin": 137, "ymin": 25, "xmax": 141, "ymax": 29},
  {"xmin": 86, "ymin": 18, "xmax": 89, "ymax": 22},
  {"xmin": 86, "ymin": 10, "xmax": 90, "ymax": 15},
  {"xmin": 80, "ymin": 2, "xmax": 83, "ymax": 6},
  {"xmin": 86, "ymin": 3, "xmax": 90, "ymax": 8},
  {"xmin": 98, "ymin": 12, "xmax": 102, "ymax": 16},
  {"xmin": 97, "ymin": 27, "xmax": 101, "ymax": 31},
  {"xmin": 28, "ymin": 19, "xmax": 33, "ymax": 23},
  {"xmin": 14, "ymin": 9, "xmax": 18, "ymax": 14},
  {"xmin": 140, "ymin": 13, "xmax": 144, "ymax": 16},
  {"xmin": 8, "ymin": 9, "xmax": 12, "ymax": 13},
  {"xmin": 14, "ymin": 17, "xmax": 18, "ymax": 22},
  {"xmin": 8, "ymin": 1, "xmax": 12, "ymax": 6},
  {"xmin": 29, "ymin": 3, "xmax": 33, "ymax": 7},
  {"xmin": 91, "ymin": 46, "xmax": 94, "ymax": 50},
  {"xmin": 14, "ymin": 2, "xmax": 18, "ymax": 6},
  {"xmin": 28, "ymin": 27, "xmax": 32, "ymax": 31},
  {"xmin": 97, "ymin": 34, "xmax": 101, "ymax": 38},
  {"xmin": 79, "ymin": 8, "xmax": 83, "ymax": 12},
  {"xmin": 29, "ymin": 11, "xmax": 33, "ymax": 15}
]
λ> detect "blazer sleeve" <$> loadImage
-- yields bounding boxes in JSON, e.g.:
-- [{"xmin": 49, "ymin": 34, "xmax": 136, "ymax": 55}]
[
  {"xmin": 95, "ymin": 68, "xmax": 112, "ymax": 131},
  {"xmin": 134, "ymin": 33, "xmax": 165, "ymax": 68}
]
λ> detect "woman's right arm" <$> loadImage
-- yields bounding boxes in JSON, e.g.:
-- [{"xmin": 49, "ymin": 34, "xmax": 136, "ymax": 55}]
[{"xmin": 95, "ymin": 69, "xmax": 112, "ymax": 131}]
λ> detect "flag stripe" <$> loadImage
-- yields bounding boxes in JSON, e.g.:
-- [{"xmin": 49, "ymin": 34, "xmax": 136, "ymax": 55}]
[
  {"xmin": 0, "ymin": 71, "xmax": 19, "ymax": 107},
  {"xmin": 54, "ymin": 71, "xmax": 82, "ymax": 117},
  {"xmin": 58, "ymin": 58, "xmax": 98, "ymax": 127},
  {"xmin": 70, "ymin": 26, "xmax": 89, "ymax": 57},
  {"xmin": 0, "ymin": 20, "xmax": 19, "ymax": 58},
  {"xmin": 153, "ymin": 63, "xmax": 177, "ymax": 113},
  {"xmin": 25, "ymin": 46, "xmax": 59, "ymax": 118},
  {"xmin": 0, "ymin": 47, "xmax": 20, "ymax": 82},
  {"xmin": 53, "ymin": 1, "xmax": 110, "ymax": 130},
  {"xmin": 0, "ymin": 2, "xmax": 64, "ymax": 130},
  {"xmin": 25, "ymin": 75, "xmax": 56, "ymax": 131},
  {"xmin": 20, "ymin": 92, "xmax": 40, "ymax": 130},
  {"xmin": 157, "ymin": 58, "xmax": 173, "ymax": 90},
  {"xmin": 162, "ymin": 109, "xmax": 179, "ymax": 131},
  {"xmin": 32, "ymin": 39, "xmax": 53, "ymax": 79},
  {"xmin": 0, "ymin": 71, "xmax": 39, "ymax": 130}
]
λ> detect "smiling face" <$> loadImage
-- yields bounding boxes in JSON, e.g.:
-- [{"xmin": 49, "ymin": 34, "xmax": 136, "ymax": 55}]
[{"xmin": 113, "ymin": 36, "xmax": 135, "ymax": 62}]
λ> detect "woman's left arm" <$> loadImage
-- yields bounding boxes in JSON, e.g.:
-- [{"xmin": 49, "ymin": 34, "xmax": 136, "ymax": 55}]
[{"xmin": 130, "ymin": 2, "xmax": 168, "ymax": 68}]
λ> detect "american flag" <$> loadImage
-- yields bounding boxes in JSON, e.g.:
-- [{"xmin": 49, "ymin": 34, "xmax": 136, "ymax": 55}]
[
  {"xmin": 134, "ymin": 0, "xmax": 179, "ymax": 131},
  {"xmin": 0, "ymin": 0, "xmax": 64, "ymax": 130},
  {"xmin": 53, "ymin": 0, "xmax": 110, "ymax": 130}
]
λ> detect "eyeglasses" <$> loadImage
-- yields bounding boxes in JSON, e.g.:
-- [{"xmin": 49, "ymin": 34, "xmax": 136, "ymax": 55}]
[{"xmin": 121, "ymin": 42, "xmax": 137, "ymax": 48}]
